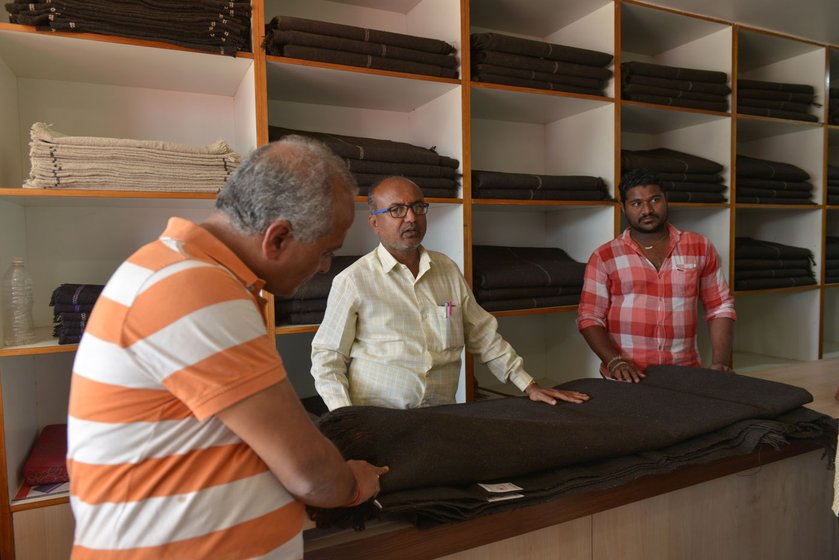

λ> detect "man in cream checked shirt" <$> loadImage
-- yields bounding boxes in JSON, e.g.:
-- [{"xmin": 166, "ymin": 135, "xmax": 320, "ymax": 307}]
[{"xmin": 310, "ymin": 176, "xmax": 589, "ymax": 410}]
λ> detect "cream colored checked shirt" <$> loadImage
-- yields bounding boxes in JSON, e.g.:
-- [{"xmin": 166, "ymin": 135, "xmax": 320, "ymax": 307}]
[{"xmin": 311, "ymin": 244, "xmax": 534, "ymax": 410}]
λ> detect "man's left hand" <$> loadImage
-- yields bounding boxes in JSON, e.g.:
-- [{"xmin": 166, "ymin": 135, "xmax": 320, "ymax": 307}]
[
  {"xmin": 525, "ymin": 383, "xmax": 590, "ymax": 405},
  {"xmin": 709, "ymin": 362, "xmax": 734, "ymax": 373}
]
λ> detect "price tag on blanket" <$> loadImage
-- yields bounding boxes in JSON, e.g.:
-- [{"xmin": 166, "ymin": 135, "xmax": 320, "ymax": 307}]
[{"xmin": 478, "ymin": 482, "xmax": 524, "ymax": 493}]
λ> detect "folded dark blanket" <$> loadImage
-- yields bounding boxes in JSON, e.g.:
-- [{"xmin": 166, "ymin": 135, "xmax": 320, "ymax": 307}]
[
  {"xmin": 471, "ymin": 33, "xmax": 613, "ymax": 67},
  {"xmin": 281, "ymin": 44, "xmax": 458, "ymax": 79},
  {"xmin": 829, "ymin": 196, "xmax": 839, "ymax": 205},
  {"xmin": 49, "ymin": 283, "xmax": 105, "ymax": 306},
  {"xmin": 472, "ymin": 189, "xmax": 610, "ymax": 201},
  {"xmin": 310, "ymin": 366, "xmax": 832, "ymax": 528},
  {"xmin": 657, "ymin": 172, "xmax": 724, "ymax": 183},
  {"xmin": 826, "ymin": 276, "xmax": 839, "ymax": 285},
  {"xmin": 825, "ymin": 259, "xmax": 839, "ymax": 270},
  {"xmin": 828, "ymin": 165, "xmax": 839, "ymax": 181},
  {"xmin": 472, "ymin": 245, "xmax": 586, "ymax": 289},
  {"xmin": 665, "ymin": 191, "xmax": 727, "ymax": 203},
  {"xmin": 735, "ymin": 237, "xmax": 813, "ymax": 260},
  {"xmin": 344, "ymin": 159, "xmax": 458, "ymax": 179},
  {"xmin": 737, "ymin": 89, "xmax": 815, "ymax": 104},
  {"xmin": 622, "ymin": 73, "xmax": 731, "ymax": 95},
  {"xmin": 734, "ymin": 276, "xmax": 817, "ymax": 290},
  {"xmin": 734, "ymin": 268, "xmax": 814, "ymax": 280},
  {"xmin": 471, "ymin": 72, "xmax": 604, "ymax": 97},
  {"xmin": 278, "ymin": 256, "xmax": 360, "ymax": 301},
  {"xmin": 57, "ymin": 333, "xmax": 82, "ymax": 345},
  {"xmin": 827, "ymin": 187, "xmax": 839, "ymax": 196},
  {"xmin": 622, "ymin": 83, "xmax": 728, "ymax": 103},
  {"xmin": 473, "ymin": 50, "xmax": 613, "ymax": 80},
  {"xmin": 352, "ymin": 175, "xmax": 458, "ymax": 191},
  {"xmin": 471, "ymin": 170, "xmax": 606, "ymax": 191},
  {"xmin": 735, "ymin": 155, "xmax": 809, "ymax": 182},
  {"xmin": 264, "ymin": 29, "xmax": 458, "ymax": 68},
  {"xmin": 473, "ymin": 63, "xmax": 607, "ymax": 90},
  {"xmin": 268, "ymin": 126, "xmax": 459, "ymax": 168},
  {"xmin": 474, "ymin": 285, "xmax": 582, "ymax": 302},
  {"xmin": 267, "ymin": 15, "xmax": 454, "ymax": 55},
  {"xmin": 735, "ymin": 177, "xmax": 813, "ymax": 192},
  {"xmin": 736, "ymin": 196, "xmax": 816, "ymax": 205},
  {"xmin": 826, "ymin": 237, "xmax": 839, "ymax": 258},
  {"xmin": 621, "ymin": 148, "xmax": 723, "ymax": 174},
  {"xmin": 736, "ymin": 98, "xmax": 813, "ymax": 113},
  {"xmin": 622, "ymin": 93, "xmax": 728, "ymax": 112},
  {"xmin": 479, "ymin": 294, "xmax": 581, "ymax": 312},
  {"xmin": 275, "ymin": 298, "xmax": 327, "ymax": 315},
  {"xmin": 735, "ymin": 258, "xmax": 813, "ymax": 271},
  {"xmin": 52, "ymin": 303, "xmax": 95, "ymax": 315},
  {"xmin": 621, "ymin": 61, "xmax": 727, "ymax": 84},
  {"xmin": 737, "ymin": 106, "xmax": 819, "ymax": 122},
  {"xmin": 736, "ymin": 187, "xmax": 812, "ymax": 200},
  {"xmin": 738, "ymin": 79, "xmax": 815, "ymax": 94},
  {"xmin": 660, "ymin": 181, "xmax": 727, "ymax": 193},
  {"xmin": 276, "ymin": 310, "xmax": 325, "ymax": 326}
]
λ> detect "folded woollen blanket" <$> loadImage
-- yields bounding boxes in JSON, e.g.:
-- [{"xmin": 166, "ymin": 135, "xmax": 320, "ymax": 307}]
[
  {"xmin": 23, "ymin": 424, "xmax": 69, "ymax": 485},
  {"xmin": 472, "ymin": 245, "xmax": 586, "ymax": 289},
  {"xmin": 471, "ymin": 170, "xmax": 605, "ymax": 191},
  {"xmin": 278, "ymin": 255, "xmax": 360, "ymax": 301},
  {"xmin": 280, "ymin": 44, "xmax": 459, "ymax": 79},
  {"xmin": 735, "ymin": 237, "xmax": 813, "ymax": 260},
  {"xmin": 309, "ymin": 366, "xmax": 835, "ymax": 528},
  {"xmin": 736, "ymin": 155, "xmax": 809, "ymax": 182},
  {"xmin": 49, "ymin": 283, "xmax": 104, "ymax": 306},
  {"xmin": 472, "ymin": 50, "xmax": 612, "ymax": 80},
  {"xmin": 471, "ymin": 32, "xmax": 613, "ymax": 67},
  {"xmin": 621, "ymin": 61, "xmax": 728, "ymax": 84},
  {"xmin": 621, "ymin": 148, "xmax": 723, "ymax": 174}
]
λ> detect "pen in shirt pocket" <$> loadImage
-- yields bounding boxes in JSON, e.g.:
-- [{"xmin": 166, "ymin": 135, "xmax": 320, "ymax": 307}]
[{"xmin": 439, "ymin": 300, "xmax": 457, "ymax": 318}]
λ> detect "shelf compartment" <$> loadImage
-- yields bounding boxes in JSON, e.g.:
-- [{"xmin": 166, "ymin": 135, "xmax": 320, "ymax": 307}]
[{"xmin": 823, "ymin": 288, "xmax": 839, "ymax": 359}]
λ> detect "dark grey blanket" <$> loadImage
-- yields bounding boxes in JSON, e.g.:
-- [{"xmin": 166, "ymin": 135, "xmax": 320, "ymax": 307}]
[
  {"xmin": 658, "ymin": 172, "xmax": 724, "ymax": 183},
  {"xmin": 736, "ymin": 177, "xmax": 813, "ymax": 192},
  {"xmin": 278, "ymin": 255, "xmax": 360, "ymax": 301},
  {"xmin": 736, "ymin": 155, "xmax": 809, "ymax": 182},
  {"xmin": 479, "ymin": 294, "xmax": 580, "ymax": 312},
  {"xmin": 471, "ymin": 72, "xmax": 603, "ymax": 97},
  {"xmin": 826, "ymin": 237, "xmax": 839, "ymax": 259},
  {"xmin": 473, "ymin": 50, "xmax": 612, "ymax": 80},
  {"xmin": 735, "ymin": 237, "xmax": 813, "ymax": 260},
  {"xmin": 345, "ymin": 159, "xmax": 459, "ymax": 179},
  {"xmin": 475, "ymin": 285, "xmax": 582, "ymax": 302},
  {"xmin": 471, "ymin": 170, "xmax": 606, "ymax": 191},
  {"xmin": 738, "ymin": 88, "xmax": 815, "ymax": 104},
  {"xmin": 736, "ymin": 187, "xmax": 812, "ymax": 200},
  {"xmin": 737, "ymin": 106, "xmax": 818, "ymax": 122},
  {"xmin": 621, "ymin": 61, "xmax": 728, "ymax": 83},
  {"xmin": 622, "ymin": 82, "xmax": 728, "ymax": 103},
  {"xmin": 736, "ymin": 196, "xmax": 817, "ymax": 205},
  {"xmin": 281, "ymin": 44, "xmax": 458, "ymax": 79},
  {"xmin": 735, "ymin": 258, "xmax": 813, "ymax": 271},
  {"xmin": 660, "ymin": 181, "xmax": 727, "ymax": 193},
  {"xmin": 738, "ymin": 79, "xmax": 814, "ymax": 94},
  {"xmin": 621, "ymin": 148, "xmax": 723, "ymax": 174},
  {"xmin": 471, "ymin": 32, "xmax": 613, "ymax": 67},
  {"xmin": 736, "ymin": 97, "xmax": 813, "ymax": 113},
  {"xmin": 665, "ymin": 191, "xmax": 727, "ymax": 203},
  {"xmin": 473, "ymin": 63, "xmax": 607, "ymax": 90},
  {"xmin": 472, "ymin": 245, "xmax": 586, "ymax": 289},
  {"xmin": 829, "ymin": 165, "xmax": 839, "ymax": 181},
  {"xmin": 623, "ymin": 92, "xmax": 728, "ymax": 112},
  {"xmin": 310, "ymin": 366, "xmax": 835, "ymax": 528},
  {"xmin": 735, "ymin": 268, "xmax": 813, "ymax": 281},
  {"xmin": 623, "ymin": 73, "xmax": 731, "ymax": 95},
  {"xmin": 472, "ymin": 189, "xmax": 610, "ymax": 201},
  {"xmin": 50, "ymin": 283, "xmax": 105, "ymax": 306},
  {"xmin": 734, "ymin": 276, "xmax": 817, "ymax": 290}
]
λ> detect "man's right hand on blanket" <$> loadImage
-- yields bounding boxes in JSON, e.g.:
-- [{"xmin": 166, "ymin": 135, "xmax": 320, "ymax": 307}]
[{"xmin": 347, "ymin": 460, "xmax": 390, "ymax": 505}]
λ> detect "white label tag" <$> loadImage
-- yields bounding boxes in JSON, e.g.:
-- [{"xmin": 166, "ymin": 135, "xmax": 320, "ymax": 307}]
[
  {"xmin": 478, "ymin": 482, "xmax": 524, "ymax": 493},
  {"xmin": 487, "ymin": 493, "xmax": 524, "ymax": 503}
]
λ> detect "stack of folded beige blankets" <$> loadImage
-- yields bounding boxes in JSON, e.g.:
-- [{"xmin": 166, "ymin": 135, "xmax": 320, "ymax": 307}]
[{"xmin": 23, "ymin": 122, "xmax": 241, "ymax": 192}]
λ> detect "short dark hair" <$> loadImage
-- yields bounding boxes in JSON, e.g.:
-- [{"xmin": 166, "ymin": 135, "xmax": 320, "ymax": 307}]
[{"xmin": 619, "ymin": 168, "xmax": 662, "ymax": 200}]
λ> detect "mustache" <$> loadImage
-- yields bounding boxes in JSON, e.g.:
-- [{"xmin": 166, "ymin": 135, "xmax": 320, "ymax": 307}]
[
  {"xmin": 640, "ymin": 213, "xmax": 658, "ymax": 219},
  {"xmin": 401, "ymin": 224, "xmax": 419, "ymax": 234}
]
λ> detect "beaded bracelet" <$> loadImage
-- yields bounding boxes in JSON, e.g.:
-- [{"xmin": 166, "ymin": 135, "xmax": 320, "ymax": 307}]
[{"xmin": 605, "ymin": 355, "xmax": 627, "ymax": 372}]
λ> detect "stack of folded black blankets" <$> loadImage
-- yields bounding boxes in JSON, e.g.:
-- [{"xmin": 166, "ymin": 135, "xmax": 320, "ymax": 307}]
[
  {"xmin": 737, "ymin": 79, "xmax": 818, "ymax": 122},
  {"xmin": 50, "ymin": 284, "xmax": 104, "ymax": 345},
  {"xmin": 276, "ymin": 256, "xmax": 359, "ymax": 326},
  {"xmin": 826, "ymin": 237, "xmax": 839, "ymax": 285},
  {"xmin": 263, "ymin": 16, "xmax": 457, "ymax": 79},
  {"xmin": 471, "ymin": 170, "xmax": 609, "ymax": 201},
  {"xmin": 828, "ymin": 165, "xmax": 839, "ymax": 205},
  {"xmin": 734, "ymin": 238, "xmax": 815, "ymax": 291},
  {"xmin": 5, "ymin": 0, "xmax": 251, "ymax": 55},
  {"xmin": 735, "ymin": 155, "xmax": 814, "ymax": 205},
  {"xmin": 620, "ymin": 148, "xmax": 727, "ymax": 203},
  {"xmin": 470, "ymin": 32, "xmax": 612, "ymax": 97},
  {"xmin": 829, "ymin": 89, "xmax": 839, "ymax": 125},
  {"xmin": 268, "ymin": 126, "xmax": 460, "ymax": 198},
  {"xmin": 621, "ymin": 61, "xmax": 730, "ymax": 112},
  {"xmin": 472, "ymin": 246, "xmax": 586, "ymax": 312}
]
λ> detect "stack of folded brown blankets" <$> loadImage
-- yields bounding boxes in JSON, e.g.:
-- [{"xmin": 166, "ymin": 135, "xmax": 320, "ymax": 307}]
[
  {"xmin": 734, "ymin": 237, "xmax": 815, "ymax": 291},
  {"xmin": 735, "ymin": 155, "xmax": 814, "ymax": 205},
  {"xmin": 5, "ymin": 0, "xmax": 251, "ymax": 55},
  {"xmin": 829, "ymin": 89, "xmax": 839, "ymax": 125},
  {"xmin": 24, "ymin": 123, "xmax": 240, "ymax": 192},
  {"xmin": 263, "ymin": 16, "xmax": 457, "ymax": 79},
  {"xmin": 621, "ymin": 61, "xmax": 729, "ymax": 112},
  {"xmin": 737, "ymin": 79, "xmax": 818, "ymax": 122},
  {"xmin": 828, "ymin": 165, "xmax": 839, "ymax": 205},
  {"xmin": 470, "ymin": 32, "xmax": 612, "ymax": 96},
  {"xmin": 472, "ymin": 246, "xmax": 586, "ymax": 312},
  {"xmin": 50, "ymin": 283, "xmax": 104, "ymax": 345},
  {"xmin": 826, "ymin": 237, "xmax": 839, "ymax": 285},
  {"xmin": 276, "ymin": 256, "xmax": 360, "ymax": 326},
  {"xmin": 268, "ymin": 126, "xmax": 460, "ymax": 198},
  {"xmin": 471, "ymin": 170, "xmax": 609, "ymax": 201},
  {"xmin": 620, "ymin": 148, "xmax": 727, "ymax": 203}
]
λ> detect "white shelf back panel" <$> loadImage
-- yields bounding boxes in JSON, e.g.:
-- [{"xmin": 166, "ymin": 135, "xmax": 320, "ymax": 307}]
[
  {"xmin": 545, "ymin": 2, "xmax": 616, "ymax": 58},
  {"xmin": 734, "ymin": 289, "xmax": 820, "ymax": 361},
  {"xmin": 824, "ymin": 288, "xmax": 839, "ymax": 343},
  {"xmin": 0, "ymin": 52, "xmax": 20, "ymax": 187},
  {"xmin": 545, "ymin": 104, "xmax": 615, "ymax": 189},
  {"xmin": 545, "ymin": 312, "xmax": 603, "ymax": 382},
  {"xmin": 471, "ymin": 119, "xmax": 546, "ymax": 173},
  {"xmin": 474, "ymin": 314, "xmax": 549, "ymax": 383},
  {"xmin": 470, "ymin": 0, "xmax": 613, "ymax": 41}
]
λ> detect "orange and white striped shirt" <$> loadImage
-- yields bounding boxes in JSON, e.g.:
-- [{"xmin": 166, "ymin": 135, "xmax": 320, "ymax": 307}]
[{"xmin": 67, "ymin": 217, "xmax": 303, "ymax": 560}]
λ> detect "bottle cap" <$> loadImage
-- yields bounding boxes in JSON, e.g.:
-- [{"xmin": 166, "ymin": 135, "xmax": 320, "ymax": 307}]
[{"xmin": 11, "ymin": 257, "xmax": 23, "ymax": 265}]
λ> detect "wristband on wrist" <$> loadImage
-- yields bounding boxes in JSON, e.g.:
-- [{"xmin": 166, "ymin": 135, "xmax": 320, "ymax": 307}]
[{"xmin": 605, "ymin": 355, "xmax": 626, "ymax": 373}]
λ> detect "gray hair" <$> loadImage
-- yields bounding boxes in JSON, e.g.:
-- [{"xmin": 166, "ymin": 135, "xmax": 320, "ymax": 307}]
[{"xmin": 216, "ymin": 136, "xmax": 358, "ymax": 243}]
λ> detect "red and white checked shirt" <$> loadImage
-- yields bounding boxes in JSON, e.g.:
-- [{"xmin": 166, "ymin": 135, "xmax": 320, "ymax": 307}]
[{"xmin": 576, "ymin": 224, "xmax": 736, "ymax": 371}]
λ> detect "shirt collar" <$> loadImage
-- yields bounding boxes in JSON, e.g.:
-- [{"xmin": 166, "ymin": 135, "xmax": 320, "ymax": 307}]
[
  {"xmin": 160, "ymin": 217, "xmax": 265, "ymax": 294},
  {"xmin": 621, "ymin": 223, "xmax": 681, "ymax": 253},
  {"xmin": 375, "ymin": 243, "xmax": 432, "ymax": 277}
]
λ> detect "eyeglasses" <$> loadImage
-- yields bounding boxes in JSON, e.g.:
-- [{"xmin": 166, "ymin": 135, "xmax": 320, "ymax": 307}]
[{"xmin": 371, "ymin": 202, "xmax": 430, "ymax": 218}]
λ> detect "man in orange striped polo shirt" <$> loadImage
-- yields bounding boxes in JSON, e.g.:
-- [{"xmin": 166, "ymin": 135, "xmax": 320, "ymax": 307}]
[{"xmin": 67, "ymin": 137, "xmax": 387, "ymax": 559}]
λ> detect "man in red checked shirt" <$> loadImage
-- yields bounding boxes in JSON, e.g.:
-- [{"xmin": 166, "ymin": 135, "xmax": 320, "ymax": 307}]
[{"xmin": 576, "ymin": 169, "xmax": 736, "ymax": 383}]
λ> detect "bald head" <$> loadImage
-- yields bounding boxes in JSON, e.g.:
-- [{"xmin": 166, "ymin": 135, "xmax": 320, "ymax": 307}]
[
  {"xmin": 367, "ymin": 176, "xmax": 427, "ymax": 254},
  {"xmin": 367, "ymin": 176, "xmax": 423, "ymax": 214}
]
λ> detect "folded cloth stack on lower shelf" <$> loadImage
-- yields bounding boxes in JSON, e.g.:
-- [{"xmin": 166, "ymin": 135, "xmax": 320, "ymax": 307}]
[
  {"xmin": 737, "ymin": 79, "xmax": 819, "ymax": 122},
  {"xmin": 826, "ymin": 237, "xmax": 839, "ymax": 285},
  {"xmin": 734, "ymin": 237, "xmax": 816, "ymax": 291},
  {"xmin": 50, "ymin": 283, "xmax": 104, "ymax": 344},
  {"xmin": 4, "ymin": 0, "xmax": 251, "ymax": 55},
  {"xmin": 471, "ymin": 170, "xmax": 610, "ymax": 201},
  {"xmin": 309, "ymin": 366, "xmax": 836, "ymax": 528},
  {"xmin": 830, "ymin": 89, "xmax": 839, "ymax": 125},
  {"xmin": 620, "ymin": 148, "xmax": 727, "ymax": 203},
  {"xmin": 24, "ymin": 122, "xmax": 240, "ymax": 192},
  {"xmin": 735, "ymin": 155, "xmax": 815, "ymax": 205},
  {"xmin": 262, "ymin": 16, "xmax": 458, "ymax": 79},
  {"xmin": 621, "ymin": 61, "xmax": 730, "ymax": 112},
  {"xmin": 828, "ymin": 165, "xmax": 839, "ymax": 205},
  {"xmin": 22, "ymin": 424, "xmax": 68, "ymax": 487},
  {"xmin": 470, "ymin": 32, "xmax": 613, "ymax": 97},
  {"xmin": 268, "ymin": 126, "xmax": 460, "ymax": 198},
  {"xmin": 471, "ymin": 245, "xmax": 586, "ymax": 312},
  {"xmin": 276, "ymin": 256, "xmax": 360, "ymax": 326}
]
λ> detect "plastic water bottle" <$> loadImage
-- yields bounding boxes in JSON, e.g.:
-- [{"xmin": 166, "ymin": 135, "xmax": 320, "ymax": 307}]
[{"xmin": 2, "ymin": 257, "xmax": 36, "ymax": 347}]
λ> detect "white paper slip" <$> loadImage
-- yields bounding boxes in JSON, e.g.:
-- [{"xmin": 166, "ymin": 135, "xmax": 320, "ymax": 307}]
[
  {"xmin": 486, "ymin": 493, "xmax": 524, "ymax": 503},
  {"xmin": 478, "ymin": 482, "xmax": 524, "ymax": 493}
]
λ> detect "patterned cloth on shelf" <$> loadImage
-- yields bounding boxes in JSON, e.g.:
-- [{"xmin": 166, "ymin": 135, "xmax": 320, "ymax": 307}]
[
  {"xmin": 23, "ymin": 424, "xmax": 69, "ymax": 485},
  {"xmin": 50, "ymin": 283, "xmax": 104, "ymax": 344}
]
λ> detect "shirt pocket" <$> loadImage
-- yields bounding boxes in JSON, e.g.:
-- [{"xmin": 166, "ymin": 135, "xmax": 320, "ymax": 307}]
[
  {"xmin": 671, "ymin": 261, "xmax": 700, "ymax": 297},
  {"xmin": 428, "ymin": 302, "xmax": 465, "ymax": 351}
]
